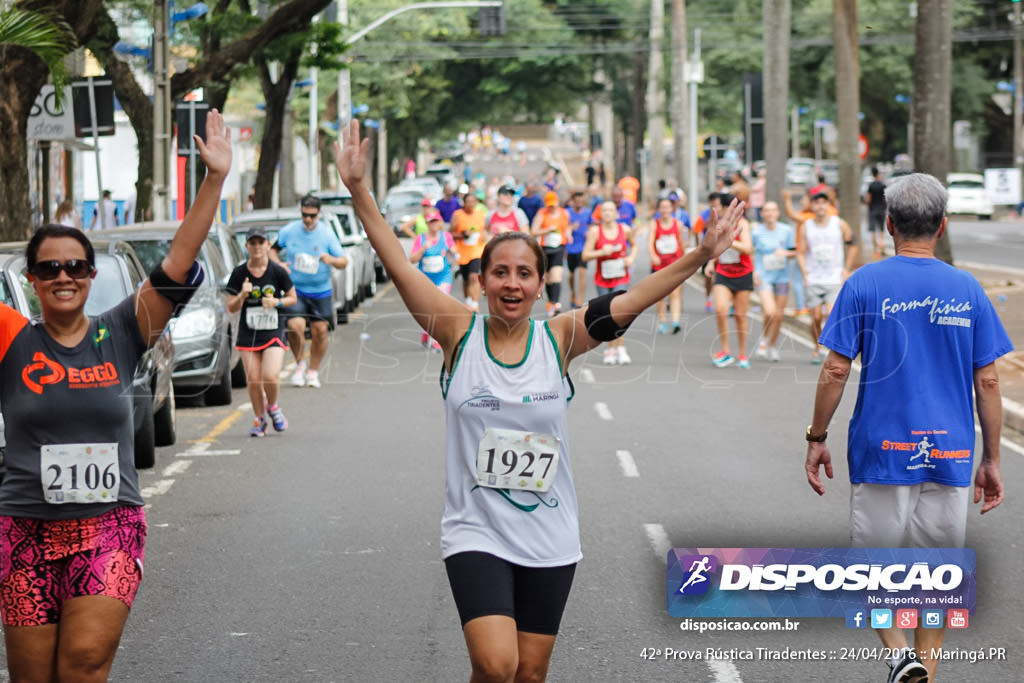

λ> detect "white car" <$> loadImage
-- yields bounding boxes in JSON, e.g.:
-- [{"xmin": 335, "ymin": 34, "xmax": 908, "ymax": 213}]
[{"xmin": 946, "ymin": 173, "xmax": 993, "ymax": 220}]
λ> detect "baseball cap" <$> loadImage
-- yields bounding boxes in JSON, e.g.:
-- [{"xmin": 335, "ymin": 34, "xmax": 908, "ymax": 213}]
[
  {"xmin": 544, "ymin": 191, "xmax": 559, "ymax": 207},
  {"xmin": 421, "ymin": 197, "xmax": 433, "ymax": 207},
  {"xmin": 458, "ymin": 183, "xmax": 470, "ymax": 194},
  {"xmin": 810, "ymin": 191, "xmax": 831, "ymax": 202},
  {"xmin": 424, "ymin": 208, "xmax": 443, "ymax": 222},
  {"xmin": 498, "ymin": 185, "xmax": 515, "ymax": 196},
  {"xmin": 245, "ymin": 226, "xmax": 268, "ymax": 241}
]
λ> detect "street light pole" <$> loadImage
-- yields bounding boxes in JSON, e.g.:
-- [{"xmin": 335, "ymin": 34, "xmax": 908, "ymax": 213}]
[
  {"xmin": 153, "ymin": 0, "xmax": 171, "ymax": 221},
  {"xmin": 1014, "ymin": 1, "xmax": 1022, "ymax": 197}
]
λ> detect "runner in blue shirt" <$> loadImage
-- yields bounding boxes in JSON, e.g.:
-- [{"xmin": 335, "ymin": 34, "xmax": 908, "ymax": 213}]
[
  {"xmin": 565, "ymin": 190, "xmax": 592, "ymax": 309},
  {"xmin": 271, "ymin": 195, "xmax": 348, "ymax": 388},
  {"xmin": 804, "ymin": 173, "xmax": 1012, "ymax": 683}
]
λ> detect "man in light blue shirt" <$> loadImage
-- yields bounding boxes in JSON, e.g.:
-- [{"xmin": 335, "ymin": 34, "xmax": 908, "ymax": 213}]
[{"xmin": 271, "ymin": 195, "xmax": 348, "ymax": 388}]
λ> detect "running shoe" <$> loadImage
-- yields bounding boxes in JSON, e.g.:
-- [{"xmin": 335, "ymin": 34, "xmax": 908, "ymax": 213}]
[
  {"xmin": 737, "ymin": 355, "xmax": 750, "ymax": 369},
  {"xmin": 617, "ymin": 346, "xmax": 632, "ymax": 365},
  {"xmin": 431, "ymin": 341, "xmax": 443, "ymax": 353},
  {"xmin": 712, "ymin": 351, "xmax": 734, "ymax": 368},
  {"xmin": 672, "ymin": 322, "xmax": 681, "ymax": 334},
  {"xmin": 267, "ymin": 404, "xmax": 288, "ymax": 432},
  {"xmin": 704, "ymin": 299, "xmax": 713, "ymax": 313},
  {"xmin": 657, "ymin": 322, "xmax": 668, "ymax": 334},
  {"xmin": 886, "ymin": 648, "xmax": 928, "ymax": 683},
  {"xmin": 768, "ymin": 347, "xmax": 781, "ymax": 362},
  {"xmin": 755, "ymin": 339, "xmax": 768, "ymax": 359},
  {"xmin": 603, "ymin": 348, "xmax": 617, "ymax": 365},
  {"xmin": 290, "ymin": 360, "xmax": 307, "ymax": 387},
  {"xmin": 249, "ymin": 415, "xmax": 267, "ymax": 437},
  {"xmin": 305, "ymin": 369, "xmax": 322, "ymax": 388},
  {"xmin": 810, "ymin": 349, "xmax": 823, "ymax": 365}
]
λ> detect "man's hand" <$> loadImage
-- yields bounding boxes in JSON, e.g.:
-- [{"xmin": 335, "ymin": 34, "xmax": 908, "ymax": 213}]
[
  {"xmin": 805, "ymin": 442, "xmax": 834, "ymax": 496},
  {"xmin": 974, "ymin": 459, "xmax": 1004, "ymax": 514}
]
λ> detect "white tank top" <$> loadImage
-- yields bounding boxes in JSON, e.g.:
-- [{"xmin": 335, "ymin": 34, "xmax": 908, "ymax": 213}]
[
  {"xmin": 440, "ymin": 316, "xmax": 581, "ymax": 567},
  {"xmin": 803, "ymin": 215, "xmax": 844, "ymax": 285}
]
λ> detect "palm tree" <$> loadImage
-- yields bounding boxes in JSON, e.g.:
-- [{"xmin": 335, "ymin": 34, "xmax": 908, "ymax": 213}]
[{"xmin": 0, "ymin": 4, "xmax": 77, "ymax": 240}]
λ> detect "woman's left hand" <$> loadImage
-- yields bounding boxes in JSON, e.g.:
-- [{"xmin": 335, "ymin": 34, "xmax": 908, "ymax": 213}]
[{"xmin": 196, "ymin": 109, "xmax": 232, "ymax": 178}]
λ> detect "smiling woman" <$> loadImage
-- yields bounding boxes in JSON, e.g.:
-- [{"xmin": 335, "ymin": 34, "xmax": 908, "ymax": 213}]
[
  {"xmin": 0, "ymin": 110, "xmax": 232, "ymax": 681},
  {"xmin": 335, "ymin": 119, "xmax": 746, "ymax": 682}
]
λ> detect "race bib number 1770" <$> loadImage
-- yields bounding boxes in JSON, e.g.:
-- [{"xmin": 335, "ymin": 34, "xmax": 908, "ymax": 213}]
[{"xmin": 476, "ymin": 428, "xmax": 560, "ymax": 492}]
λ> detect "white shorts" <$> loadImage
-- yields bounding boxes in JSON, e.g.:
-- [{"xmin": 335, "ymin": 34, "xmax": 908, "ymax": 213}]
[{"xmin": 849, "ymin": 482, "xmax": 969, "ymax": 548}]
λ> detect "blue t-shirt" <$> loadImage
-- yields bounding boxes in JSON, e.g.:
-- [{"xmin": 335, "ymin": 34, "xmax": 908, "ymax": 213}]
[
  {"xmin": 517, "ymin": 194, "xmax": 544, "ymax": 225},
  {"xmin": 616, "ymin": 200, "xmax": 637, "ymax": 226},
  {"xmin": 674, "ymin": 208, "xmax": 691, "ymax": 229},
  {"xmin": 275, "ymin": 219, "xmax": 345, "ymax": 297},
  {"xmin": 751, "ymin": 222, "xmax": 795, "ymax": 285},
  {"xmin": 566, "ymin": 206, "xmax": 592, "ymax": 255},
  {"xmin": 819, "ymin": 256, "xmax": 1013, "ymax": 487},
  {"xmin": 435, "ymin": 197, "xmax": 461, "ymax": 223}
]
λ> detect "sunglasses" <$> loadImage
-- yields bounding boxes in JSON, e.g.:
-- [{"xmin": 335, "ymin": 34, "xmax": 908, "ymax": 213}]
[
  {"xmin": 30, "ymin": 259, "xmax": 95, "ymax": 280},
  {"xmin": 301, "ymin": 212, "xmax": 319, "ymax": 219}
]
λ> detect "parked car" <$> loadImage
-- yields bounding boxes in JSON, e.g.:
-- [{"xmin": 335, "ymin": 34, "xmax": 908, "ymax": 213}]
[
  {"xmin": 947, "ymin": 173, "xmax": 994, "ymax": 220},
  {"xmin": 785, "ymin": 157, "xmax": 817, "ymax": 187},
  {"xmin": 322, "ymin": 204, "xmax": 377, "ymax": 299},
  {"xmin": 423, "ymin": 163, "xmax": 459, "ymax": 188},
  {"xmin": 91, "ymin": 224, "xmax": 245, "ymax": 405},
  {"xmin": 208, "ymin": 220, "xmax": 246, "ymax": 271},
  {"xmin": 382, "ymin": 188, "xmax": 429, "ymax": 236},
  {"xmin": 817, "ymin": 160, "xmax": 840, "ymax": 189},
  {"xmin": 433, "ymin": 141, "xmax": 465, "ymax": 163},
  {"xmin": 314, "ymin": 189, "xmax": 387, "ymax": 283},
  {"xmin": 228, "ymin": 208, "xmax": 359, "ymax": 323},
  {"xmin": 397, "ymin": 177, "xmax": 443, "ymax": 202},
  {"xmin": 0, "ymin": 241, "xmax": 176, "ymax": 469}
]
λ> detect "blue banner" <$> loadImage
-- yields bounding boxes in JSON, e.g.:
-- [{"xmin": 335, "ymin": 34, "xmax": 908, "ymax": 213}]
[{"xmin": 667, "ymin": 548, "xmax": 975, "ymax": 619}]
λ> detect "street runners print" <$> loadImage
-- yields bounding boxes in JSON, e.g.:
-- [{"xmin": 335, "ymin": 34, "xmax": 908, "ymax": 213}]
[
  {"xmin": 666, "ymin": 548, "xmax": 976, "ymax": 619},
  {"xmin": 880, "ymin": 429, "xmax": 972, "ymax": 474}
]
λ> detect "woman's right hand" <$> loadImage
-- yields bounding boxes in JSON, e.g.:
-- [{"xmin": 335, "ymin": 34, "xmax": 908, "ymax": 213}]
[{"xmin": 336, "ymin": 120, "xmax": 370, "ymax": 189}]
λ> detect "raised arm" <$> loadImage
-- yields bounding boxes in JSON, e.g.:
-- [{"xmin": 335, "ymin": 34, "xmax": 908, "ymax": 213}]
[
  {"xmin": 550, "ymin": 200, "xmax": 746, "ymax": 364},
  {"xmin": 336, "ymin": 121, "xmax": 471, "ymax": 348},
  {"xmin": 135, "ymin": 109, "xmax": 231, "ymax": 346}
]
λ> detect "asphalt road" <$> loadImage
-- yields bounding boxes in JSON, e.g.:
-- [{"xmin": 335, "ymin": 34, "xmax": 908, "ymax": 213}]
[{"xmin": 1, "ymin": 239, "xmax": 1021, "ymax": 683}]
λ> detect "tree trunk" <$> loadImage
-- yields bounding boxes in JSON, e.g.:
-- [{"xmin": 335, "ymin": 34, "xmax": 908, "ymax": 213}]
[
  {"xmin": 645, "ymin": 0, "xmax": 665, "ymax": 203},
  {"xmin": 253, "ymin": 55, "xmax": 301, "ymax": 209},
  {"xmin": 87, "ymin": 7, "xmax": 153, "ymax": 223},
  {"xmin": 0, "ymin": 1, "xmax": 103, "ymax": 241},
  {"xmin": 763, "ymin": 0, "xmax": 790, "ymax": 210},
  {"xmin": 913, "ymin": 0, "xmax": 954, "ymax": 264},
  {"xmin": 833, "ymin": 0, "xmax": 861, "ymax": 260},
  {"xmin": 670, "ymin": 0, "xmax": 688, "ymax": 192}
]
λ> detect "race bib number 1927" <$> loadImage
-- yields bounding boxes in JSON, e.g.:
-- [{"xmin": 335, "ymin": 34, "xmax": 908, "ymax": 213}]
[{"xmin": 476, "ymin": 428, "xmax": 560, "ymax": 492}]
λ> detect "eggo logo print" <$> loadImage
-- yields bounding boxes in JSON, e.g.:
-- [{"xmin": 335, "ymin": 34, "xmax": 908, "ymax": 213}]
[
  {"xmin": 21, "ymin": 351, "xmax": 66, "ymax": 394},
  {"xmin": 20, "ymin": 351, "xmax": 120, "ymax": 394}
]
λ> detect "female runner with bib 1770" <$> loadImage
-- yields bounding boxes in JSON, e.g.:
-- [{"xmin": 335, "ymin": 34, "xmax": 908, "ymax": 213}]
[{"xmin": 336, "ymin": 120, "xmax": 745, "ymax": 683}]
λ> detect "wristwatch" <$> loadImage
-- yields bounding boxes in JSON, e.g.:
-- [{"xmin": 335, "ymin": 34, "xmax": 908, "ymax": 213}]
[{"xmin": 806, "ymin": 426, "xmax": 828, "ymax": 443}]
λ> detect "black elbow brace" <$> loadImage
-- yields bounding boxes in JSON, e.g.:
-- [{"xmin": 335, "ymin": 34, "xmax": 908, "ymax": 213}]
[
  {"xmin": 149, "ymin": 261, "xmax": 204, "ymax": 316},
  {"xmin": 584, "ymin": 290, "xmax": 630, "ymax": 341}
]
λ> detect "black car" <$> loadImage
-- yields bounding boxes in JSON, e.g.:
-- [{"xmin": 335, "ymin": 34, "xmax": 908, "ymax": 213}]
[{"xmin": 0, "ymin": 241, "xmax": 176, "ymax": 469}]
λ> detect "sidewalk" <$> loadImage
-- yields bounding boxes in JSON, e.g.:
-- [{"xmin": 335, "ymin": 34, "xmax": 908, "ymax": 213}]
[{"xmin": 781, "ymin": 258, "xmax": 1024, "ymax": 438}]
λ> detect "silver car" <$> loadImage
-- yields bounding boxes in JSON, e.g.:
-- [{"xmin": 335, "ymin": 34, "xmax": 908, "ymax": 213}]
[
  {"xmin": 229, "ymin": 208, "xmax": 358, "ymax": 323},
  {"xmin": 91, "ymin": 224, "xmax": 245, "ymax": 406}
]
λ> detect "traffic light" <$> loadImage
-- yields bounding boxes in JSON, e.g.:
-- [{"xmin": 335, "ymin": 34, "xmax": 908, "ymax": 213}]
[{"xmin": 478, "ymin": 4, "xmax": 506, "ymax": 36}]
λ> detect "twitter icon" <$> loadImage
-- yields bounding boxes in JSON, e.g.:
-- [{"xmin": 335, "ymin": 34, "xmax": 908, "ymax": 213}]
[{"xmin": 871, "ymin": 609, "xmax": 892, "ymax": 628}]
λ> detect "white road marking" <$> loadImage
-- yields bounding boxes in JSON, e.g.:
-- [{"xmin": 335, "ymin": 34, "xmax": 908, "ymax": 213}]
[
  {"xmin": 642, "ymin": 523, "xmax": 672, "ymax": 559},
  {"xmin": 973, "ymin": 424, "xmax": 1024, "ymax": 457},
  {"xmin": 580, "ymin": 368, "xmax": 595, "ymax": 384},
  {"xmin": 958, "ymin": 259, "xmax": 1024, "ymax": 278},
  {"xmin": 141, "ymin": 479, "xmax": 175, "ymax": 497},
  {"xmin": 594, "ymin": 402, "xmax": 613, "ymax": 421},
  {"xmin": 183, "ymin": 449, "xmax": 242, "ymax": 456},
  {"xmin": 708, "ymin": 659, "xmax": 745, "ymax": 682},
  {"xmin": 616, "ymin": 449, "xmax": 640, "ymax": 477},
  {"xmin": 162, "ymin": 460, "xmax": 191, "ymax": 477}
]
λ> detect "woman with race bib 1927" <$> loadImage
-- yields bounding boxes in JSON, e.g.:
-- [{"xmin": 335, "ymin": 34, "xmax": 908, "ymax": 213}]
[
  {"xmin": 0, "ymin": 111, "xmax": 232, "ymax": 681},
  {"xmin": 335, "ymin": 119, "xmax": 745, "ymax": 683}
]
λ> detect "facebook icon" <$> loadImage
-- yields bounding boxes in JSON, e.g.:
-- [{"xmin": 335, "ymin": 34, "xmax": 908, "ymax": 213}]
[{"xmin": 845, "ymin": 609, "xmax": 867, "ymax": 629}]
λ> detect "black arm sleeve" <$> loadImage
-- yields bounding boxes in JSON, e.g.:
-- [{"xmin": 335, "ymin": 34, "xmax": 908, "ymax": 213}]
[
  {"xmin": 149, "ymin": 261, "xmax": 204, "ymax": 316},
  {"xmin": 583, "ymin": 290, "xmax": 631, "ymax": 342}
]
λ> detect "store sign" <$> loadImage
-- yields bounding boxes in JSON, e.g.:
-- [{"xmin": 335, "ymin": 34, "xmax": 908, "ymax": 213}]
[{"xmin": 28, "ymin": 86, "xmax": 75, "ymax": 140}]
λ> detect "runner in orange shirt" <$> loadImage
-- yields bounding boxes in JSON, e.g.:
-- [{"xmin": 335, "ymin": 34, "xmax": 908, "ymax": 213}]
[
  {"xmin": 531, "ymin": 191, "xmax": 571, "ymax": 316},
  {"xmin": 450, "ymin": 190, "xmax": 489, "ymax": 311}
]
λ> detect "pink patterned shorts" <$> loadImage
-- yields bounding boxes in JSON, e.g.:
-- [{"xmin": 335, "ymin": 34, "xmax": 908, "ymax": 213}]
[{"xmin": 0, "ymin": 506, "xmax": 146, "ymax": 627}]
